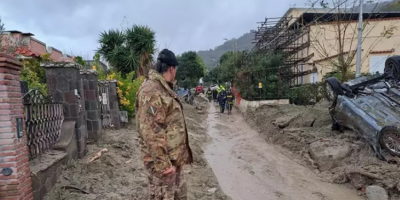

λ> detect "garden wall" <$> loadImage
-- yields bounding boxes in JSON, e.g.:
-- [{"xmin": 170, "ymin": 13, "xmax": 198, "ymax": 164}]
[{"xmin": 235, "ymin": 98, "xmax": 290, "ymax": 113}]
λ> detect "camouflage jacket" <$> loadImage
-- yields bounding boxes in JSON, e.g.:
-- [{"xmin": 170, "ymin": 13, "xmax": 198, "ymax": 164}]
[{"xmin": 136, "ymin": 69, "xmax": 193, "ymax": 173}]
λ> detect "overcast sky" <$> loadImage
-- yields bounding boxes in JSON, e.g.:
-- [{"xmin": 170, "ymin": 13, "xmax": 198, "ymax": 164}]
[{"xmin": 0, "ymin": 0, "xmax": 309, "ymax": 58}]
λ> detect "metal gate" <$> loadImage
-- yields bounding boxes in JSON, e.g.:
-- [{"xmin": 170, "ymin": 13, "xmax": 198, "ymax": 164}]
[
  {"xmin": 21, "ymin": 81, "xmax": 64, "ymax": 159},
  {"xmin": 98, "ymin": 81, "xmax": 111, "ymax": 128}
]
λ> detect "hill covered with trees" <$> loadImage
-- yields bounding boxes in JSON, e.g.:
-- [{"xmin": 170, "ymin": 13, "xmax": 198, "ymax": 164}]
[{"xmin": 197, "ymin": 31, "xmax": 255, "ymax": 70}]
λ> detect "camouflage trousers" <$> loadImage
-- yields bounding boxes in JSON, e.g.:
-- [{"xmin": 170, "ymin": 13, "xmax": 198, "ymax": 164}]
[{"xmin": 147, "ymin": 166, "xmax": 187, "ymax": 200}]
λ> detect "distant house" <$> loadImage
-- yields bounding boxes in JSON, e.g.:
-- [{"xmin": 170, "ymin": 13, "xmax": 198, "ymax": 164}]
[
  {"xmin": 1, "ymin": 30, "xmax": 72, "ymax": 61},
  {"xmin": 254, "ymin": 8, "xmax": 400, "ymax": 86}
]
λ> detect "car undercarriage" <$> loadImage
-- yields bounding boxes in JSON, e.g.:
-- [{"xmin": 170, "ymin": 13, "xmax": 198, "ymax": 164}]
[{"xmin": 325, "ymin": 55, "xmax": 400, "ymax": 160}]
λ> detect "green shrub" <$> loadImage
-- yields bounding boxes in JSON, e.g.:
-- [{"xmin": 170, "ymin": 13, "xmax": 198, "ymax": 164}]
[
  {"xmin": 288, "ymin": 83, "xmax": 323, "ymax": 105},
  {"xmin": 20, "ymin": 53, "xmax": 51, "ymax": 95},
  {"xmin": 105, "ymin": 71, "xmax": 144, "ymax": 117}
]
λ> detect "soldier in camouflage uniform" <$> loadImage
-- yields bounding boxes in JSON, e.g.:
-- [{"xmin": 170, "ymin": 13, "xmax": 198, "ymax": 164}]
[{"xmin": 136, "ymin": 49, "xmax": 193, "ymax": 200}]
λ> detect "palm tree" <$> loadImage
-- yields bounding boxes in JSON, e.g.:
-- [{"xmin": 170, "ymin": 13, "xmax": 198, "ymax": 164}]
[
  {"xmin": 98, "ymin": 25, "xmax": 156, "ymax": 77},
  {"xmin": 126, "ymin": 25, "xmax": 156, "ymax": 76}
]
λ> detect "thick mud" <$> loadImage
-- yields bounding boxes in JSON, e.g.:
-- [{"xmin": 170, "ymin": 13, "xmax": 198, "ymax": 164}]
[
  {"xmin": 245, "ymin": 101, "xmax": 400, "ymax": 199},
  {"xmin": 204, "ymin": 103, "xmax": 362, "ymax": 200},
  {"xmin": 44, "ymin": 97, "xmax": 229, "ymax": 200}
]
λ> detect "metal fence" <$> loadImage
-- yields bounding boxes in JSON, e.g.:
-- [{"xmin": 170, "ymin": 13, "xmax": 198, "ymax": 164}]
[{"xmin": 21, "ymin": 82, "xmax": 64, "ymax": 159}]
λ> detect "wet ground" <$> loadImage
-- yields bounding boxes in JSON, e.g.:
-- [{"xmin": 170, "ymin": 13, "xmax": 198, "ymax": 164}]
[
  {"xmin": 204, "ymin": 103, "xmax": 363, "ymax": 200},
  {"xmin": 44, "ymin": 97, "xmax": 398, "ymax": 199},
  {"xmin": 245, "ymin": 102, "xmax": 400, "ymax": 199},
  {"xmin": 44, "ymin": 98, "xmax": 229, "ymax": 200}
]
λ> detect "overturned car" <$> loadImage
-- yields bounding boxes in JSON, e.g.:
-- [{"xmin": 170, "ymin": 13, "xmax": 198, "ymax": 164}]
[{"xmin": 325, "ymin": 55, "xmax": 400, "ymax": 160}]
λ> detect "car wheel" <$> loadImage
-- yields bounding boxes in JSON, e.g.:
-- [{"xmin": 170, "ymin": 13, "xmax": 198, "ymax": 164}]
[
  {"xmin": 384, "ymin": 55, "xmax": 400, "ymax": 79},
  {"xmin": 331, "ymin": 121, "xmax": 340, "ymax": 131},
  {"xmin": 324, "ymin": 77, "xmax": 343, "ymax": 102},
  {"xmin": 379, "ymin": 126, "xmax": 400, "ymax": 157},
  {"xmin": 331, "ymin": 117, "xmax": 344, "ymax": 132}
]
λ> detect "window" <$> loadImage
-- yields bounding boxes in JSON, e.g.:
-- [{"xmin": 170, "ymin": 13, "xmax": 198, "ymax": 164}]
[
  {"xmin": 310, "ymin": 72, "xmax": 319, "ymax": 83},
  {"xmin": 369, "ymin": 55, "xmax": 389, "ymax": 74}
]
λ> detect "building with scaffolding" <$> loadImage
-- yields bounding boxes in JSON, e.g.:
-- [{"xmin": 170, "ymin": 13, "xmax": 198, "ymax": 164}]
[{"xmin": 253, "ymin": 8, "xmax": 400, "ymax": 87}]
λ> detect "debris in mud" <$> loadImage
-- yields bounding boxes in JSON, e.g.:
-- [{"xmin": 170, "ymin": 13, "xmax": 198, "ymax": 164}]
[
  {"xmin": 348, "ymin": 171, "xmax": 374, "ymax": 189},
  {"xmin": 197, "ymin": 110, "xmax": 205, "ymax": 114},
  {"xmin": 333, "ymin": 173, "xmax": 349, "ymax": 184},
  {"xmin": 88, "ymin": 148, "xmax": 108, "ymax": 163},
  {"xmin": 60, "ymin": 185, "xmax": 89, "ymax": 194},
  {"xmin": 245, "ymin": 102, "xmax": 400, "ymax": 199},
  {"xmin": 366, "ymin": 185, "xmax": 389, "ymax": 200},
  {"xmin": 309, "ymin": 139, "xmax": 351, "ymax": 171},
  {"xmin": 207, "ymin": 187, "xmax": 217, "ymax": 194},
  {"xmin": 44, "ymin": 97, "xmax": 229, "ymax": 200}
]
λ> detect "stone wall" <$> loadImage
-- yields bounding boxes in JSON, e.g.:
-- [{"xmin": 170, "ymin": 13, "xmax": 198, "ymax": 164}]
[
  {"xmin": 0, "ymin": 53, "xmax": 33, "ymax": 200},
  {"xmin": 81, "ymin": 70, "xmax": 102, "ymax": 141},
  {"xmin": 42, "ymin": 62, "xmax": 88, "ymax": 158},
  {"xmin": 76, "ymin": 76, "xmax": 87, "ymax": 158},
  {"xmin": 30, "ymin": 151, "xmax": 67, "ymax": 200},
  {"xmin": 235, "ymin": 98, "xmax": 290, "ymax": 113},
  {"xmin": 108, "ymin": 81, "xmax": 121, "ymax": 129}
]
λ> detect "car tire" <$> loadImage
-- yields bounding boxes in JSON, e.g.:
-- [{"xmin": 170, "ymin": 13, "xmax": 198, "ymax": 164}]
[
  {"xmin": 331, "ymin": 121, "xmax": 341, "ymax": 131},
  {"xmin": 331, "ymin": 117, "xmax": 344, "ymax": 132},
  {"xmin": 384, "ymin": 55, "xmax": 400, "ymax": 79},
  {"xmin": 324, "ymin": 77, "xmax": 343, "ymax": 101},
  {"xmin": 379, "ymin": 126, "xmax": 400, "ymax": 157}
]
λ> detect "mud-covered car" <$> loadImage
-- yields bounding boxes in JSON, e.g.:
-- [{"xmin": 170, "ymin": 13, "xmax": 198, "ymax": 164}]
[{"xmin": 325, "ymin": 55, "xmax": 400, "ymax": 160}]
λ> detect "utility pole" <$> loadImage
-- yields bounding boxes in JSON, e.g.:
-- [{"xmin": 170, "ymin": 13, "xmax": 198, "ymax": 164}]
[{"xmin": 355, "ymin": 0, "xmax": 363, "ymax": 78}]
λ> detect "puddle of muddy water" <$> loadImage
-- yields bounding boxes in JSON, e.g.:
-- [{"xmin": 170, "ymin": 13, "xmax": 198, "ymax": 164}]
[{"xmin": 204, "ymin": 104, "xmax": 363, "ymax": 200}]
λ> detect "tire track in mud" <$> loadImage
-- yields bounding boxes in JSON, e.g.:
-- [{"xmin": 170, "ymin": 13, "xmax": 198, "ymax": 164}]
[{"xmin": 203, "ymin": 103, "xmax": 363, "ymax": 200}]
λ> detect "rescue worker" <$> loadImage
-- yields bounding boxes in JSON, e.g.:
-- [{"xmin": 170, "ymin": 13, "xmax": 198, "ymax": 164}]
[
  {"xmin": 217, "ymin": 85, "xmax": 227, "ymax": 113},
  {"xmin": 212, "ymin": 88, "xmax": 218, "ymax": 103},
  {"xmin": 226, "ymin": 89, "xmax": 235, "ymax": 115},
  {"xmin": 206, "ymin": 87, "xmax": 212, "ymax": 102},
  {"xmin": 136, "ymin": 49, "xmax": 193, "ymax": 200}
]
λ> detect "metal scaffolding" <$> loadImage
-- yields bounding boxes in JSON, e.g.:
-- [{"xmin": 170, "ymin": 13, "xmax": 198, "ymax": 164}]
[{"xmin": 253, "ymin": 15, "xmax": 316, "ymax": 87}]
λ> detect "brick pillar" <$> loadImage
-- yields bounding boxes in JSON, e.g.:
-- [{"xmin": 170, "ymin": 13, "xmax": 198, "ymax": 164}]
[
  {"xmin": 108, "ymin": 80, "xmax": 121, "ymax": 129},
  {"xmin": 0, "ymin": 53, "xmax": 33, "ymax": 200},
  {"xmin": 42, "ymin": 62, "xmax": 88, "ymax": 159},
  {"xmin": 80, "ymin": 70, "xmax": 102, "ymax": 141}
]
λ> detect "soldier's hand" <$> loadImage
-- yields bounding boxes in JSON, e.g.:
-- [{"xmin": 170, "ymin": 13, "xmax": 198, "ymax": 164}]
[{"xmin": 162, "ymin": 166, "xmax": 176, "ymax": 175}]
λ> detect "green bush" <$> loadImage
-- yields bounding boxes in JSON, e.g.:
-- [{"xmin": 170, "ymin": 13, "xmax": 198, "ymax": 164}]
[
  {"xmin": 288, "ymin": 83, "xmax": 323, "ymax": 105},
  {"xmin": 20, "ymin": 53, "xmax": 51, "ymax": 95},
  {"xmin": 105, "ymin": 71, "xmax": 144, "ymax": 118}
]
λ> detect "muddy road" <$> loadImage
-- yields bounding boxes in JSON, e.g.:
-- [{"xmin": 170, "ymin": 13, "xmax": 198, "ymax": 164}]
[
  {"xmin": 204, "ymin": 103, "xmax": 362, "ymax": 200},
  {"xmin": 44, "ymin": 98, "xmax": 229, "ymax": 200}
]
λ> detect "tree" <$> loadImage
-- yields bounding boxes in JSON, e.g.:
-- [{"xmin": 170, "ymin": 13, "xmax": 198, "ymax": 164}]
[
  {"xmin": 218, "ymin": 51, "xmax": 245, "ymax": 83},
  {"xmin": 219, "ymin": 51, "xmax": 234, "ymax": 65},
  {"xmin": 309, "ymin": 0, "xmax": 398, "ymax": 81},
  {"xmin": 196, "ymin": 54, "xmax": 207, "ymax": 76},
  {"xmin": 203, "ymin": 66, "xmax": 221, "ymax": 83},
  {"xmin": 74, "ymin": 56, "xmax": 86, "ymax": 66},
  {"xmin": 126, "ymin": 25, "xmax": 156, "ymax": 76},
  {"xmin": 98, "ymin": 25, "xmax": 156, "ymax": 77},
  {"xmin": 236, "ymin": 51, "xmax": 286, "ymax": 99},
  {"xmin": 203, "ymin": 51, "xmax": 246, "ymax": 85},
  {"xmin": 176, "ymin": 51, "xmax": 205, "ymax": 89}
]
